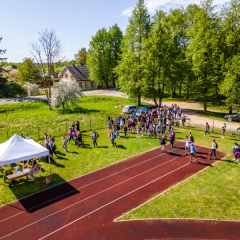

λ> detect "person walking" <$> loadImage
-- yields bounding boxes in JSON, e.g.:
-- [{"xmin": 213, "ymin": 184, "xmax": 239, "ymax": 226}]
[
  {"xmin": 222, "ymin": 123, "xmax": 226, "ymax": 139},
  {"xmin": 204, "ymin": 122, "xmax": 211, "ymax": 136},
  {"xmin": 182, "ymin": 114, "xmax": 186, "ymax": 126},
  {"xmin": 160, "ymin": 133, "xmax": 167, "ymax": 153},
  {"xmin": 189, "ymin": 143, "xmax": 198, "ymax": 163},
  {"xmin": 62, "ymin": 135, "xmax": 68, "ymax": 152},
  {"xmin": 189, "ymin": 132, "xmax": 194, "ymax": 143},
  {"xmin": 50, "ymin": 137, "xmax": 57, "ymax": 158},
  {"xmin": 77, "ymin": 132, "xmax": 83, "ymax": 148},
  {"xmin": 76, "ymin": 120, "xmax": 80, "ymax": 132},
  {"xmin": 67, "ymin": 127, "xmax": 74, "ymax": 144},
  {"xmin": 185, "ymin": 136, "xmax": 191, "ymax": 155},
  {"xmin": 209, "ymin": 139, "xmax": 217, "ymax": 160},
  {"xmin": 110, "ymin": 130, "xmax": 116, "ymax": 147},
  {"xmin": 92, "ymin": 130, "xmax": 98, "ymax": 148},
  {"xmin": 123, "ymin": 124, "xmax": 128, "ymax": 138}
]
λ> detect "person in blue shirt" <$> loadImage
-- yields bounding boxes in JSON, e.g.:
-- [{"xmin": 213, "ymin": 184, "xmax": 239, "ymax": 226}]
[{"xmin": 189, "ymin": 143, "xmax": 198, "ymax": 163}]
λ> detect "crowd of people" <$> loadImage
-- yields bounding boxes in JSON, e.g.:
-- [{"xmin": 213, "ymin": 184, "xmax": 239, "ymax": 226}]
[{"xmin": 7, "ymin": 104, "xmax": 233, "ymax": 172}]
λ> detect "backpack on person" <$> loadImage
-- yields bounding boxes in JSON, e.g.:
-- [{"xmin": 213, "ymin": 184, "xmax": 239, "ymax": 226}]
[
  {"xmin": 190, "ymin": 135, "xmax": 194, "ymax": 143},
  {"xmin": 216, "ymin": 142, "xmax": 218, "ymax": 149}
]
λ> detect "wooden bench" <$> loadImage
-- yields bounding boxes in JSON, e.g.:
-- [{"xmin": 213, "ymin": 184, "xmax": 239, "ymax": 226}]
[{"xmin": 6, "ymin": 172, "xmax": 29, "ymax": 186}]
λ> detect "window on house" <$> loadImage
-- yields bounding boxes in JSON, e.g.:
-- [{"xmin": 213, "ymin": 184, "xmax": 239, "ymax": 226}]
[
  {"xmin": 91, "ymin": 82, "xmax": 94, "ymax": 88},
  {"xmin": 65, "ymin": 74, "xmax": 68, "ymax": 78},
  {"xmin": 79, "ymin": 83, "xmax": 82, "ymax": 88},
  {"xmin": 85, "ymin": 82, "xmax": 88, "ymax": 87}
]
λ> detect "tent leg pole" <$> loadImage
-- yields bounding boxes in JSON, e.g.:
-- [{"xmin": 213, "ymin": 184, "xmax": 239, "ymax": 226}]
[{"xmin": 49, "ymin": 155, "xmax": 52, "ymax": 184}]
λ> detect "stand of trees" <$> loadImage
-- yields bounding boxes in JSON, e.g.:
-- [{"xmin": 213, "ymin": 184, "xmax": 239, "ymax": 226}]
[{"xmin": 87, "ymin": 0, "xmax": 239, "ymax": 112}]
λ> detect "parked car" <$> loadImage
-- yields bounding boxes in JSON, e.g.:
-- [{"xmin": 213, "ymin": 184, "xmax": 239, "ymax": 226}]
[
  {"xmin": 123, "ymin": 105, "xmax": 140, "ymax": 114},
  {"xmin": 224, "ymin": 113, "xmax": 240, "ymax": 122},
  {"xmin": 136, "ymin": 105, "xmax": 156, "ymax": 117}
]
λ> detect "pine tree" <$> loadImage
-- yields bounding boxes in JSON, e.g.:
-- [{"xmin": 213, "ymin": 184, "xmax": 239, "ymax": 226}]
[{"xmin": 115, "ymin": 0, "xmax": 151, "ymax": 105}]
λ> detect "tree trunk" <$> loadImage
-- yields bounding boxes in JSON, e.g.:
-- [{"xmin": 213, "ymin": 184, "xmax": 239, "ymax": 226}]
[
  {"xmin": 229, "ymin": 106, "xmax": 232, "ymax": 114},
  {"xmin": 112, "ymin": 79, "xmax": 115, "ymax": 88},
  {"xmin": 48, "ymin": 82, "xmax": 52, "ymax": 110},
  {"xmin": 171, "ymin": 85, "xmax": 174, "ymax": 98},
  {"xmin": 187, "ymin": 85, "xmax": 189, "ymax": 99},
  {"xmin": 106, "ymin": 82, "xmax": 109, "ymax": 89},
  {"xmin": 138, "ymin": 94, "xmax": 141, "ymax": 106},
  {"xmin": 62, "ymin": 102, "xmax": 65, "ymax": 109},
  {"xmin": 179, "ymin": 80, "xmax": 182, "ymax": 97},
  {"xmin": 158, "ymin": 88, "xmax": 162, "ymax": 107},
  {"xmin": 153, "ymin": 90, "xmax": 158, "ymax": 107},
  {"xmin": 204, "ymin": 102, "xmax": 207, "ymax": 112}
]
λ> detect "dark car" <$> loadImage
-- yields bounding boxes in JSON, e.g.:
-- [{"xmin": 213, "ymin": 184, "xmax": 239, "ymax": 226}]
[
  {"xmin": 224, "ymin": 113, "xmax": 240, "ymax": 122},
  {"xmin": 136, "ymin": 105, "xmax": 156, "ymax": 116}
]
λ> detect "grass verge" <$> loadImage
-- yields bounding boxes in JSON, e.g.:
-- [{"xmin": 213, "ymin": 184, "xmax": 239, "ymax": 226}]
[{"xmin": 118, "ymin": 128, "xmax": 240, "ymax": 221}]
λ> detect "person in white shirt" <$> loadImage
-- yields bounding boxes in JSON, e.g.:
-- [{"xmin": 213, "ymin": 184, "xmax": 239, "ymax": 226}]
[
  {"xmin": 209, "ymin": 139, "xmax": 217, "ymax": 160},
  {"xmin": 185, "ymin": 136, "xmax": 191, "ymax": 155},
  {"xmin": 222, "ymin": 123, "xmax": 226, "ymax": 139}
]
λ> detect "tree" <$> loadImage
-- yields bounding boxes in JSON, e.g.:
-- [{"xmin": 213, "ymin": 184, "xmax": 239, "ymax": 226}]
[
  {"xmin": 115, "ymin": 0, "xmax": 151, "ymax": 105},
  {"xmin": 108, "ymin": 24, "xmax": 123, "ymax": 88},
  {"xmin": 29, "ymin": 29, "xmax": 64, "ymax": 110},
  {"xmin": 142, "ymin": 10, "xmax": 170, "ymax": 107},
  {"xmin": 186, "ymin": 0, "xmax": 220, "ymax": 111},
  {"xmin": 17, "ymin": 58, "xmax": 41, "ymax": 84},
  {"xmin": 74, "ymin": 47, "xmax": 88, "ymax": 65},
  {"xmin": 87, "ymin": 26, "xmax": 121, "ymax": 89},
  {"xmin": 219, "ymin": 0, "xmax": 240, "ymax": 113},
  {"xmin": 0, "ymin": 37, "xmax": 8, "ymax": 98},
  {"xmin": 51, "ymin": 81, "xmax": 84, "ymax": 109}
]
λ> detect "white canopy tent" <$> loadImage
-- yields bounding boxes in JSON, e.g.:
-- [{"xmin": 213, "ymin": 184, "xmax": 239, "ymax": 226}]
[{"xmin": 0, "ymin": 134, "xmax": 50, "ymax": 171}]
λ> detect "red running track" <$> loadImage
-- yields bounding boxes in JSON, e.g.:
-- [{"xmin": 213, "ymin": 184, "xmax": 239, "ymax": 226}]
[{"xmin": 0, "ymin": 141, "xmax": 236, "ymax": 240}]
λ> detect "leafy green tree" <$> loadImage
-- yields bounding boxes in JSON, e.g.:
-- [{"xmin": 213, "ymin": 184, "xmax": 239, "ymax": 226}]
[
  {"xmin": 17, "ymin": 58, "xmax": 41, "ymax": 84},
  {"xmin": 186, "ymin": 0, "xmax": 220, "ymax": 111},
  {"xmin": 142, "ymin": 10, "xmax": 170, "ymax": 106},
  {"xmin": 219, "ymin": 0, "xmax": 240, "ymax": 113},
  {"xmin": 87, "ymin": 25, "xmax": 122, "ymax": 89},
  {"xmin": 115, "ymin": 0, "xmax": 151, "ymax": 105},
  {"xmin": 108, "ymin": 24, "xmax": 123, "ymax": 88},
  {"xmin": 74, "ymin": 47, "xmax": 88, "ymax": 65}
]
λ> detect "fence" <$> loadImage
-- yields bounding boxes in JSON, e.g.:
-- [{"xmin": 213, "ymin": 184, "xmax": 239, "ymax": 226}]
[
  {"xmin": 1, "ymin": 115, "xmax": 239, "ymax": 143},
  {"xmin": 0, "ymin": 117, "xmax": 108, "ymax": 143}
]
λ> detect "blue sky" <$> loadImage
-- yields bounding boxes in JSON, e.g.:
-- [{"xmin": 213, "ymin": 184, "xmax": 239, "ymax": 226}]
[{"xmin": 0, "ymin": 0, "xmax": 228, "ymax": 63}]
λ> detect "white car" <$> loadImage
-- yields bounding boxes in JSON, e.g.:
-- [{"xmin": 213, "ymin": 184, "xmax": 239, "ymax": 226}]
[{"xmin": 123, "ymin": 105, "xmax": 140, "ymax": 114}]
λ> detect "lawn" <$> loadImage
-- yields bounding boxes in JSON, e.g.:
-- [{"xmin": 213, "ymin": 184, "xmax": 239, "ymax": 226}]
[
  {"xmin": 0, "ymin": 96, "xmax": 240, "ymax": 222},
  {"xmin": 118, "ymin": 128, "xmax": 240, "ymax": 221},
  {"xmin": 0, "ymin": 96, "xmax": 146, "ymax": 143}
]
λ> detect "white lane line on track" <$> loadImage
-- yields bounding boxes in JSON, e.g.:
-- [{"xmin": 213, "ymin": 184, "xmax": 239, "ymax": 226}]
[
  {"xmin": 0, "ymin": 148, "xmax": 187, "ymax": 240},
  {"xmin": 0, "ymin": 143, "xmax": 184, "ymax": 224},
  {"xmin": 39, "ymin": 161, "xmax": 194, "ymax": 240}
]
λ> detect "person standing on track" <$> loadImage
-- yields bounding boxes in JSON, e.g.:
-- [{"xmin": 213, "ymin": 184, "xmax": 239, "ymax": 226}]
[
  {"xmin": 170, "ymin": 130, "xmax": 175, "ymax": 148},
  {"xmin": 209, "ymin": 139, "xmax": 217, "ymax": 160},
  {"xmin": 185, "ymin": 136, "xmax": 191, "ymax": 155},
  {"xmin": 160, "ymin": 133, "xmax": 167, "ymax": 153},
  {"xmin": 189, "ymin": 143, "xmax": 198, "ymax": 163},
  {"xmin": 92, "ymin": 130, "xmax": 98, "ymax": 148}
]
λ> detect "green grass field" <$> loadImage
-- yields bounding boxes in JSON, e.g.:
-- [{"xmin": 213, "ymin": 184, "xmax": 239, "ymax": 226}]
[{"xmin": 0, "ymin": 96, "xmax": 240, "ymax": 221}]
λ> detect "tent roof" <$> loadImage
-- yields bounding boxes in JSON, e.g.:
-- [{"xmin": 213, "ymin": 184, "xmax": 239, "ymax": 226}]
[{"xmin": 0, "ymin": 134, "xmax": 49, "ymax": 166}]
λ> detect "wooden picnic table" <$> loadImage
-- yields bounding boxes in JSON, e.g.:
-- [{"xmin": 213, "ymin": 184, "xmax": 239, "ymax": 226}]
[{"xmin": 6, "ymin": 172, "xmax": 29, "ymax": 186}]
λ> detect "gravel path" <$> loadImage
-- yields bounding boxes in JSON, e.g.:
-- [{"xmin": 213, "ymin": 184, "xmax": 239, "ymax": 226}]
[{"xmin": 0, "ymin": 89, "xmax": 239, "ymax": 130}]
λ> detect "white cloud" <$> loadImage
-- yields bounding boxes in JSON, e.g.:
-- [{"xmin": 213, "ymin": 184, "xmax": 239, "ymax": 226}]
[
  {"xmin": 19, "ymin": 51, "xmax": 24, "ymax": 53},
  {"xmin": 120, "ymin": 0, "xmax": 228, "ymax": 17},
  {"xmin": 121, "ymin": 6, "xmax": 134, "ymax": 17},
  {"xmin": 75, "ymin": 42, "xmax": 81, "ymax": 45}
]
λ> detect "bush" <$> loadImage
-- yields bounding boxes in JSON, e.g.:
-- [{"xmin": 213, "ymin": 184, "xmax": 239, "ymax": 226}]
[{"xmin": 23, "ymin": 82, "xmax": 41, "ymax": 96}]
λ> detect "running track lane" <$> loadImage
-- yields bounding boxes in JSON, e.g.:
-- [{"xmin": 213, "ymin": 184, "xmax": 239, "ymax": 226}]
[{"xmin": 0, "ymin": 142, "xmax": 232, "ymax": 240}]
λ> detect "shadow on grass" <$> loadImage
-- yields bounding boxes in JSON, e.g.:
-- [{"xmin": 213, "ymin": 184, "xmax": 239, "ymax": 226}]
[
  {"xmin": 8, "ymin": 174, "xmax": 79, "ymax": 213},
  {"xmin": 57, "ymin": 107, "xmax": 100, "ymax": 115},
  {"xmin": 97, "ymin": 146, "xmax": 109, "ymax": 149},
  {"xmin": 116, "ymin": 145, "xmax": 126, "ymax": 149}
]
